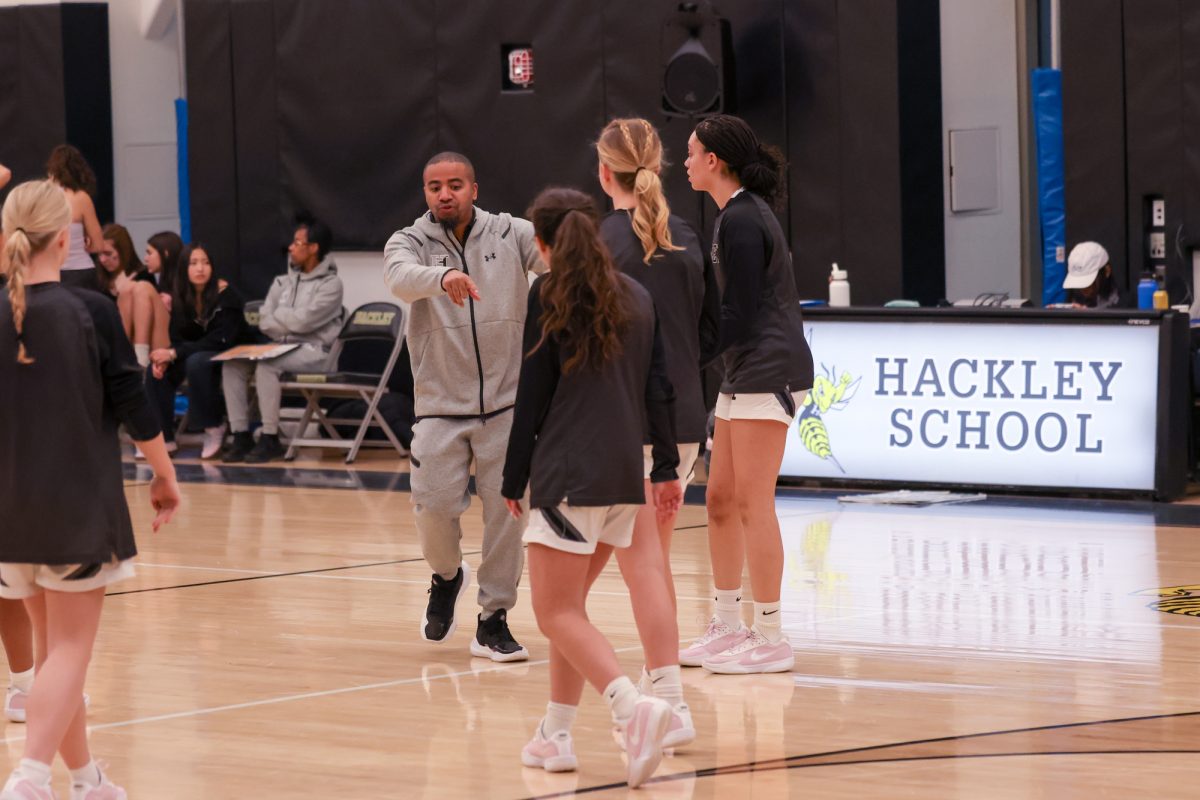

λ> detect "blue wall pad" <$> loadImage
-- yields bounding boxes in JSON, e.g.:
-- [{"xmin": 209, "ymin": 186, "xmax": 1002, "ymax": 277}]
[{"xmin": 1033, "ymin": 68, "xmax": 1066, "ymax": 305}]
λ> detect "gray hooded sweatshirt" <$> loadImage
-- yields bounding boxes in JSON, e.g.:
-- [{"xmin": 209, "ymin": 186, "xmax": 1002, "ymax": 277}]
[
  {"xmin": 258, "ymin": 254, "xmax": 345, "ymax": 350},
  {"xmin": 383, "ymin": 208, "xmax": 541, "ymax": 418}
]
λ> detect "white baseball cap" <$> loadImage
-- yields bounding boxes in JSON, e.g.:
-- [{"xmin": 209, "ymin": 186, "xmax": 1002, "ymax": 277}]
[{"xmin": 1063, "ymin": 242, "xmax": 1109, "ymax": 290}]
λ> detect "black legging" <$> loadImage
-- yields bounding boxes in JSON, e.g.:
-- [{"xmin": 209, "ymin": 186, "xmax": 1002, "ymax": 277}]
[{"xmin": 146, "ymin": 351, "xmax": 225, "ymax": 441}]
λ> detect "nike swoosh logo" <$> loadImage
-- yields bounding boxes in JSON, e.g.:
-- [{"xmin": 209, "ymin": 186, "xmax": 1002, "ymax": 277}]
[
  {"xmin": 747, "ymin": 643, "xmax": 789, "ymax": 662},
  {"xmin": 651, "ymin": 676, "xmax": 664, "ymax": 684},
  {"xmin": 762, "ymin": 610, "xmax": 779, "ymax": 616}
]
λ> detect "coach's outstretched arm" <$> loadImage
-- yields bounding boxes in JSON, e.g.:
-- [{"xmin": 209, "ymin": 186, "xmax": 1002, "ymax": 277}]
[{"xmin": 383, "ymin": 229, "xmax": 463, "ymax": 304}]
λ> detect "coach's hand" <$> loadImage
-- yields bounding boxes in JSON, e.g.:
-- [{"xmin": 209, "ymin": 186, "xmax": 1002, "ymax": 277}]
[
  {"xmin": 441, "ymin": 270, "xmax": 481, "ymax": 307},
  {"xmin": 505, "ymin": 498, "xmax": 523, "ymax": 520}
]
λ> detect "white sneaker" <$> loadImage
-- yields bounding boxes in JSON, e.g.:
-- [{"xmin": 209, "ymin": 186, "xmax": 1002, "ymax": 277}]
[
  {"xmin": 0, "ymin": 774, "xmax": 55, "ymax": 799},
  {"xmin": 4, "ymin": 686, "xmax": 27, "ymax": 723},
  {"xmin": 701, "ymin": 627, "xmax": 794, "ymax": 674},
  {"xmin": 621, "ymin": 696, "xmax": 671, "ymax": 788},
  {"xmin": 679, "ymin": 616, "xmax": 748, "ymax": 667},
  {"xmin": 521, "ymin": 724, "xmax": 578, "ymax": 772},
  {"xmin": 201, "ymin": 425, "xmax": 226, "ymax": 460},
  {"xmin": 69, "ymin": 771, "xmax": 126, "ymax": 800}
]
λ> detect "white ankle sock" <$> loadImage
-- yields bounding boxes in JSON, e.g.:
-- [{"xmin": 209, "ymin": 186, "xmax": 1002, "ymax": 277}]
[
  {"xmin": 133, "ymin": 343, "xmax": 150, "ymax": 368},
  {"xmin": 542, "ymin": 701, "xmax": 577, "ymax": 736},
  {"xmin": 9, "ymin": 668, "xmax": 33, "ymax": 694},
  {"xmin": 754, "ymin": 601, "xmax": 783, "ymax": 642},
  {"xmin": 603, "ymin": 676, "xmax": 639, "ymax": 725},
  {"xmin": 714, "ymin": 587, "xmax": 742, "ymax": 629},
  {"xmin": 69, "ymin": 761, "xmax": 101, "ymax": 788},
  {"xmin": 647, "ymin": 665, "xmax": 683, "ymax": 706},
  {"xmin": 16, "ymin": 759, "xmax": 51, "ymax": 786}
]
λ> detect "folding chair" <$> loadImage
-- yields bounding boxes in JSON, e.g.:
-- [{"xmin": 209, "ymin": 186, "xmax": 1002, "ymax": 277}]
[{"xmin": 279, "ymin": 302, "xmax": 407, "ymax": 464}]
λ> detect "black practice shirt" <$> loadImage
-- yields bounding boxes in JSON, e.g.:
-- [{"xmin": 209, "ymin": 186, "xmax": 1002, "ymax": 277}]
[{"xmin": 0, "ymin": 283, "xmax": 159, "ymax": 564}]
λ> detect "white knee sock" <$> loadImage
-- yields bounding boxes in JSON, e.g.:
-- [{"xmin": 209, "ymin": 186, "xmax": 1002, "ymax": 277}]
[
  {"xmin": 648, "ymin": 665, "xmax": 683, "ymax": 706},
  {"xmin": 603, "ymin": 676, "xmax": 639, "ymax": 725},
  {"xmin": 542, "ymin": 701, "xmax": 577, "ymax": 736},
  {"xmin": 714, "ymin": 586, "xmax": 742, "ymax": 629},
  {"xmin": 754, "ymin": 601, "xmax": 783, "ymax": 643}
]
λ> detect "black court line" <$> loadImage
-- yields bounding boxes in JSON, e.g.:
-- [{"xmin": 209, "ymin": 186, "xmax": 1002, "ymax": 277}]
[
  {"xmin": 107, "ymin": 551, "xmax": 483, "ymax": 597},
  {"xmin": 518, "ymin": 710, "xmax": 1200, "ymax": 798}
]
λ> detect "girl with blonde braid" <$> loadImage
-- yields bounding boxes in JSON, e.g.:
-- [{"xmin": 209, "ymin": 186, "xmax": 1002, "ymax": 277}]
[{"xmin": 0, "ymin": 180, "xmax": 180, "ymax": 800}]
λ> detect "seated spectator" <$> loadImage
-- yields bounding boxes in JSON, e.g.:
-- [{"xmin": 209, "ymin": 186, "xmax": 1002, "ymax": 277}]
[
  {"xmin": 97, "ymin": 223, "xmax": 170, "ymax": 365},
  {"xmin": 149, "ymin": 243, "xmax": 245, "ymax": 459},
  {"xmin": 1063, "ymin": 242, "xmax": 1129, "ymax": 309},
  {"xmin": 144, "ymin": 231, "xmax": 184, "ymax": 311},
  {"xmin": 222, "ymin": 217, "xmax": 343, "ymax": 464}
]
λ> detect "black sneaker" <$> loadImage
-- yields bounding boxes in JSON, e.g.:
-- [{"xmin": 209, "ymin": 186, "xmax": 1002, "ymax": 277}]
[
  {"xmin": 245, "ymin": 432, "xmax": 287, "ymax": 463},
  {"xmin": 221, "ymin": 431, "xmax": 256, "ymax": 463},
  {"xmin": 470, "ymin": 608, "xmax": 529, "ymax": 662},
  {"xmin": 421, "ymin": 561, "xmax": 471, "ymax": 642}
]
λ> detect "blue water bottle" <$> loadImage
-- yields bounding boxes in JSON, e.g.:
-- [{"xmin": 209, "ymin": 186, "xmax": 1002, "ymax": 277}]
[{"xmin": 1137, "ymin": 273, "xmax": 1157, "ymax": 309}]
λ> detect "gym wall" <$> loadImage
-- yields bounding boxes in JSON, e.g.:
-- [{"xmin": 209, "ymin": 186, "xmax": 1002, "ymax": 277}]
[{"xmin": 184, "ymin": 0, "xmax": 944, "ymax": 305}]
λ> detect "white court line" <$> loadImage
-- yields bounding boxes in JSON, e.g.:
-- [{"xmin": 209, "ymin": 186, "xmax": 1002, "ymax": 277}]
[
  {"xmin": 2, "ymin": 645, "xmax": 646, "ymax": 744},
  {"xmin": 791, "ymin": 674, "xmax": 997, "ymax": 693}
]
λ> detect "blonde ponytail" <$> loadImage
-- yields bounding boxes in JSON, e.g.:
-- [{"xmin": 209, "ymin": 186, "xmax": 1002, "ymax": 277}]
[
  {"xmin": 597, "ymin": 118, "xmax": 684, "ymax": 264},
  {"xmin": 3, "ymin": 230, "xmax": 33, "ymax": 364},
  {"xmin": 1, "ymin": 180, "xmax": 72, "ymax": 365}
]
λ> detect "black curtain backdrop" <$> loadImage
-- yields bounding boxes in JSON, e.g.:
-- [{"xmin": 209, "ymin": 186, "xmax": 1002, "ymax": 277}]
[
  {"xmin": 184, "ymin": 0, "xmax": 944, "ymax": 305},
  {"xmin": 0, "ymin": 3, "xmax": 112, "ymax": 221},
  {"xmin": 1063, "ymin": 0, "xmax": 1200, "ymax": 301}
]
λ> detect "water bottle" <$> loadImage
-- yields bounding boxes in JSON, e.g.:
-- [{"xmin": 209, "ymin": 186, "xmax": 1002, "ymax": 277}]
[
  {"xmin": 1137, "ymin": 273, "xmax": 1157, "ymax": 310},
  {"xmin": 1153, "ymin": 274, "xmax": 1169, "ymax": 310},
  {"xmin": 829, "ymin": 263, "xmax": 851, "ymax": 307}
]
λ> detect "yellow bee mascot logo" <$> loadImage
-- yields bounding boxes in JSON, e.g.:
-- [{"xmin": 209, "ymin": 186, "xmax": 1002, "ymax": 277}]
[
  {"xmin": 1136, "ymin": 585, "xmax": 1200, "ymax": 617},
  {"xmin": 797, "ymin": 355, "xmax": 860, "ymax": 472}
]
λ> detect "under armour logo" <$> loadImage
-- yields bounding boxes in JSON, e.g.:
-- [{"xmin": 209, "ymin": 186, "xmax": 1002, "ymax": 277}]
[{"xmin": 484, "ymin": 252, "xmax": 497, "ymax": 262}]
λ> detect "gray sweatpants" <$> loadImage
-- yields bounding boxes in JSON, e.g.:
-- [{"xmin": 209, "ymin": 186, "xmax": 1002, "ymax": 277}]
[
  {"xmin": 222, "ymin": 344, "xmax": 328, "ymax": 434},
  {"xmin": 409, "ymin": 413, "xmax": 524, "ymax": 615}
]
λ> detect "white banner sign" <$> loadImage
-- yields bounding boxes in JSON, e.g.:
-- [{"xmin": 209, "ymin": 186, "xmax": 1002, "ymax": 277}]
[{"xmin": 780, "ymin": 320, "xmax": 1161, "ymax": 490}]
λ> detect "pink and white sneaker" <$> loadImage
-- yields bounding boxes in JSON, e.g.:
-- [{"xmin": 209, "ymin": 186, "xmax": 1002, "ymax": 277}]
[
  {"xmin": 521, "ymin": 725, "xmax": 578, "ymax": 773},
  {"xmin": 0, "ymin": 775, "xmax": 56, "ymax": 800},
  {"xmin": 679, "ymin": 616, "xmax": 748, "ymax": 667},
  {"xmin": 701, "ymin": 628, "xmax": 794, "ymax": 674},
  {"xmin": 4, "ymin": 687, "xmax": 28, "ymax": 723},
  {"xmin": 69, "ymin": 772, "xmax": 126, "ymax": 800},
  {"xmin": 614, "ymin": 701, "xmax": 695, "ymax": 753},
  {"xmin": 663, "ymin": 702, "xmax": 695, "ymax": 749},
  {"xmin": 621, "ymin": 696, "xmax": 671, "ymax": 788}
]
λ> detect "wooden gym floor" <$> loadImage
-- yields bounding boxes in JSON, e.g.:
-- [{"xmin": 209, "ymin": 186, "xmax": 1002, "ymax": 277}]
[{"xmin": 4, "ymin": 449, "xmax": 1199, "ymax": 797}]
